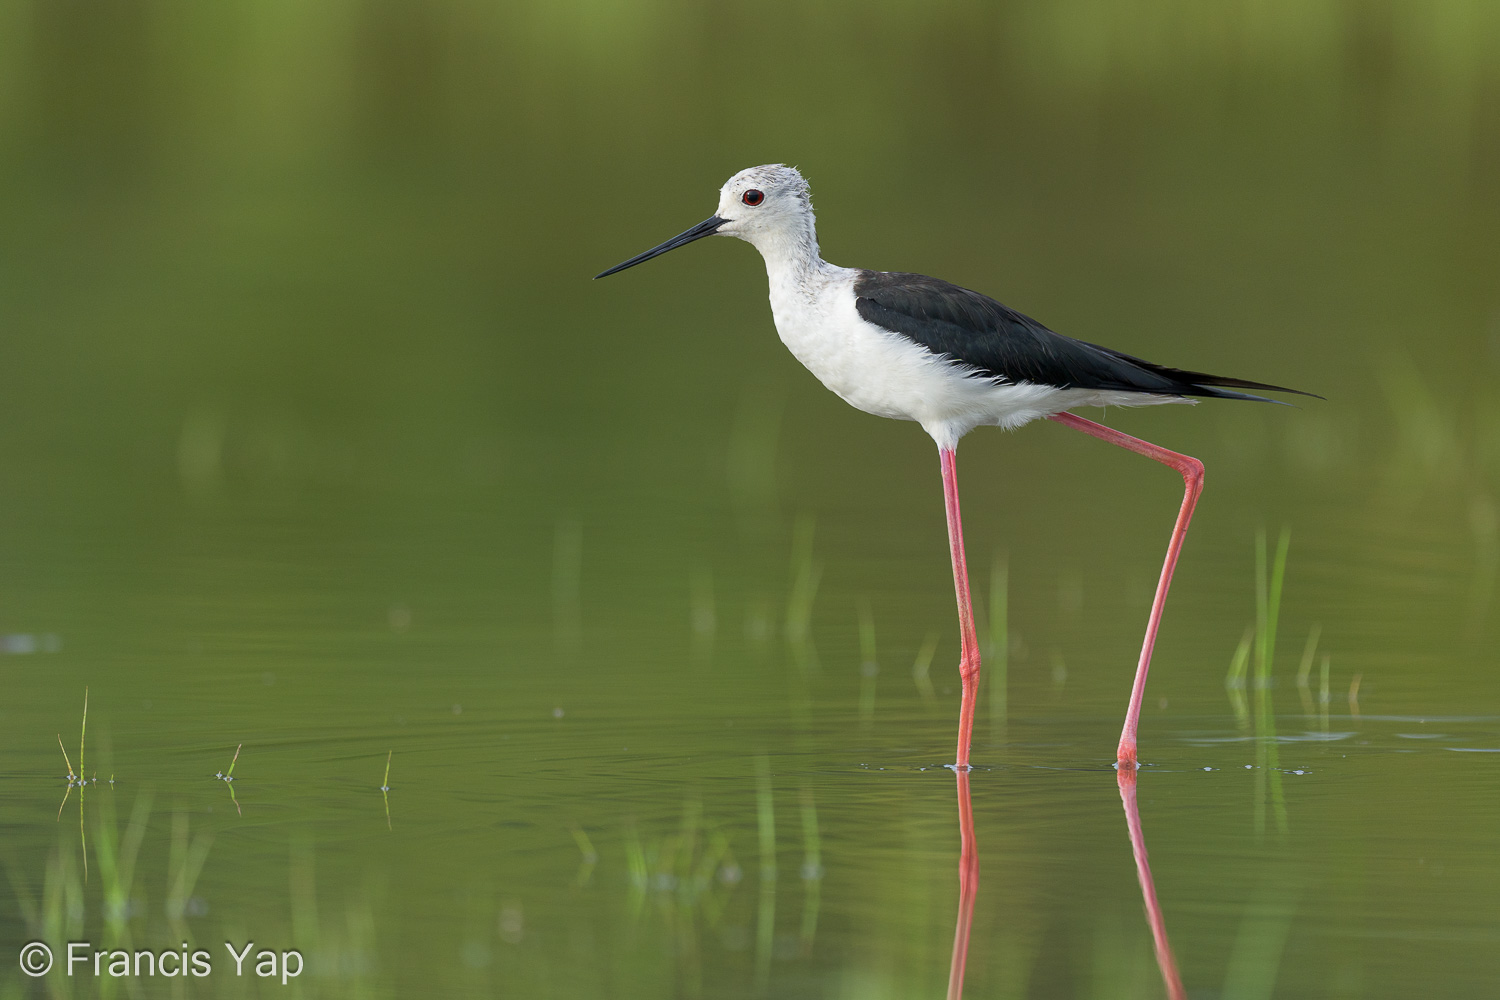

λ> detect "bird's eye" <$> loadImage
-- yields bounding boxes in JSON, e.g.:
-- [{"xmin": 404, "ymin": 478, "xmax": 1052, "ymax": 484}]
[{"xmin": 742, "ymin": 189, "xmax": 765, "ymax": 207}]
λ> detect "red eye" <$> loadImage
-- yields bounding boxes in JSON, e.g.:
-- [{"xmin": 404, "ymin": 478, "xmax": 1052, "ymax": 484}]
[{"xmin": 742, "ymin": 189, "xmax": 765, "ymax": 206}]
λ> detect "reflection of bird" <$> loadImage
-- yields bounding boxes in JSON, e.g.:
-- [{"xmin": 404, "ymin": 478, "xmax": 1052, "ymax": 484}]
[
  {"xmin": 947, "ymin": 768, "xmax": 979, "ymax": 1000},
  {"xmin": 1118, "ymin": 768, "xmax": 1186, "ymax": 999},
  {"xmin": 597, "ymin": 164, "xmax": 1312, "ymax": 769}
]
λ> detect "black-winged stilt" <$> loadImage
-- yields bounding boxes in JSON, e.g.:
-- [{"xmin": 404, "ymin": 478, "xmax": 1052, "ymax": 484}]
[{"xmin": 596, "ymin": 164, "xmax": 1311, "ymax": 769}]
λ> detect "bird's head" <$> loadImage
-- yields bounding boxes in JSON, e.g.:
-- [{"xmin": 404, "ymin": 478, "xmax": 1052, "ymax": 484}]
[
  {"xmin": 712, "ymin": 164, "xmax": 814, "ymax": 244},
  {"xmin": 595, "ymin": 164, "xmax": 816, "ymax": 279}
]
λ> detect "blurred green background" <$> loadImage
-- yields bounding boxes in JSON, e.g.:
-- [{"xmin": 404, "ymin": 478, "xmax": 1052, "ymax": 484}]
[{"xmin": 2, "ymin": 1, "xmax": 1499, "ymax": 998}]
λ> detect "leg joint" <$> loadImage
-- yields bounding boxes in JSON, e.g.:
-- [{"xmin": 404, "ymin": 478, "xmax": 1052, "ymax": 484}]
[{"xmin": 1180, "ymin": 455, "xmax": 1205, "ymax": 492}]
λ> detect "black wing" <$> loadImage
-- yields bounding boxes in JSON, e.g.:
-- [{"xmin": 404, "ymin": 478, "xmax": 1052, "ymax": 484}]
[{"xmin": 853, "ymin": 270, "xmax": 1314, "ymax": 402}]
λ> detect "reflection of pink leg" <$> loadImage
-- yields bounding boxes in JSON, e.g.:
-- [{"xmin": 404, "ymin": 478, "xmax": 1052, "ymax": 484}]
[
  {"xmin": 1118, "ymin": 768, "xmax": 1186, "ymax": 1000},
  {"xmin": 940, "ymin": 448, "xmax": 982, "ymax": 769},
  {"xmin": 946, "ymin": 768, "xmax": 980, "ymax": 1000},
  {"xmin": 1048, "ymin": 413, "xmax": 1204, "ymax": 768}
]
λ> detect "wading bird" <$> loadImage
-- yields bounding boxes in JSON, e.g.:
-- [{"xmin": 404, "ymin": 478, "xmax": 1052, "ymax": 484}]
[{"xmin": 596, "ymin": 165, "xmax": 1309, "ymax": 769}]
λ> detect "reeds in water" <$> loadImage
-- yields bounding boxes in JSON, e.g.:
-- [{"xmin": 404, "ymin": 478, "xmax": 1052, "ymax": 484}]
[{"xmin": 1253, "ymin": 529, "xmax": 1290, "ymax": 837}]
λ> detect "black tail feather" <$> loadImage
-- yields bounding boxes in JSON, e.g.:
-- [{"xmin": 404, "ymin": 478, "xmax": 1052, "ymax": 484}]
[
  {"xmin": 1151, "ymin": 365, "xmax": 1321, "ymax": 399},
  {"xmin": 1092, "ymin": 343, "xmax": 1322, "ymax": 402}
]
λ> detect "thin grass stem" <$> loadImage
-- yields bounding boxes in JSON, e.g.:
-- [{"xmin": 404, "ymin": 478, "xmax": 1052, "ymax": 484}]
[
  {"xmin": 987, "ymin": 552, "xmax": 1009, "ymax": 730},
  {"xmin": 570, "ymin": 824, "xmax": 599, "ymax": 865},
  {"xmin": 1252, "ymin": 529, "xmax": 1291, "ymax": 837},
  {"xmin": 798, "ymin": 784, "xmax": 822, "ymax": 953},
  {"xmin": 912, "ymin": 630, "xmax": 939, "ymax": 704},
  {"xmin": 1225, "ymin": 626, "xmax": 1254, "ymax": 730},
  {"xmin": 1319, "ymin": 654, "xmax": 1331, "ymax": 734},
  {"xmin": 79, "ymin": 687, "xmax": 88, "ymax": 782},
  {"xmin": 754, "ymin": 754, "xmax": 776, "ymax": 992},
  {"xmin": 857, "ymin": 600, "xmax": 878, "ymax": 726},
  {"xmin": 786, "ymin": 513, "xmax": 818, "ymax": 642}
]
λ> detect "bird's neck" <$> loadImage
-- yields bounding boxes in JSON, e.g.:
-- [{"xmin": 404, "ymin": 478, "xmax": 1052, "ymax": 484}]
[{"xmin": 751, "ymin": 219, "xmax": 830, "ymax": 284}]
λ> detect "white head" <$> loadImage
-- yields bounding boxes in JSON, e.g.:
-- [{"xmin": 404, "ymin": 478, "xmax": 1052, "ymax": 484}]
[
  {"xmin": 712, "ymin": 164, "xmax": 815, "ymax": 250},
  {"xmin": 595, "ymin": 164, "xmax": 819, "ymax": 279}
]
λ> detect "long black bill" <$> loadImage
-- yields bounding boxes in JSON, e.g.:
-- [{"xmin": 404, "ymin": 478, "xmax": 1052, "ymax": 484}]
[{"xmin": 594, "ymin": 216, "xmax": 726, "ymax": 279}]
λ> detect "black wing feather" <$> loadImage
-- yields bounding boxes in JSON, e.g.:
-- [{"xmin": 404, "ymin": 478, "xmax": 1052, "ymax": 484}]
[{"xmin": 853, "ymin": 271, "xmax": 1315, "ymax": 402}]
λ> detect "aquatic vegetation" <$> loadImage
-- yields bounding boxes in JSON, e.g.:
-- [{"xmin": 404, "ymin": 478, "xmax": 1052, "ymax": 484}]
[
  {"xmin": 381, "ymin": 750, "xmax": 393, "ymax": 830},
  {"xmin": 1223, "ymin": 531, "xmax": 1299, "ymax": 833},
  {"xmin": 76, "ymin": 688, "xmax": 88, "ymax": 784},
  {"xmin": 55, "ymin": 690, "xmax": 93, "ymax": 881},
  {"xmin": 784, "ymin": 512, "xmax": 821, "ymax": 650},
  {"xmin": 94, "ymin": 789, "xmax": 152, "ymax": 936},
  {"xmin": 213, "ymin": 743, "xmax": 241, "ymax": 783},
  {"xmin": 569, "ymin": 823, "xmax": 599, "ymax": 887},
  {"xmin": 553, "ymin": 519, "xmax": 584, "ymax": 664},
  {"xmin": 1225, "ymin": 625, "xmax": 1254, "ymax": 730},
  {"xmin": 857, "ymin": 599, "xmax": 879, "ymax": 727},
  {"xmin": 1295, "ymin": 624, "xmax": 1322, "ymax": 716},
  {"xmin": 754, "ymin": 755, "xmax": 776, "ymax": 990},
  {"xmin": 689, "ymin": 564, "xmax": 716, "ymax": 664},
  {"xmin": 1254, "ymin": 528, "xmax": 1291, "ymax": 837},
  {"xmin": 986, "ymin": 553, "xmax": 1009, "ymax": 732},
  {"xmin": 912, "ymin": 630, "xmax": 940, "ymax": 704},
  {"xmin": 797, "ymin": 785, "xmax": 823, "ymax": 951},
  {"xmin": 215, "ymin": 744, "xmax": 243, "ymax": 816},
  {"xmin": 1221, "ymin": 880, "xmax": 1300, "ymax": 1000},
  {"xmin": 620, "ymin": 790, "xmax": 753, "ymax": 997},
  {"xmin": 165, "ymin": 811, "xmax": 214, "ymax": 929}
]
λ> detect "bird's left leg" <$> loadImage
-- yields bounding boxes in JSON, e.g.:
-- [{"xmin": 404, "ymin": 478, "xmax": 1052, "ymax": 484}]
[
  {"xmin": 940, "ymin": 447, "xmax": 982, "ymax": 769},
  {"xmin": 1047, "ymin": 412, "xmax": 1205, "ymax": 769}
]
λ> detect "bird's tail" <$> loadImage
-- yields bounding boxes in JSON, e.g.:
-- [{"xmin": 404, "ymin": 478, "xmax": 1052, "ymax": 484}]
[
  {"xmin": 1164, "ymin": 367, "xmax": 1320, "ymax": 404},
  {"xmin": 1100, "ymin": 348, "xmax": 1321, "ymax": 405}
]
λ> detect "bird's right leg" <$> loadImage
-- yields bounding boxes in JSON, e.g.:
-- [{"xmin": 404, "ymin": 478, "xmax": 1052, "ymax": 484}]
[
  {"xmin": 1047, "ymin": 412, "xmax": 1205, "ymax": 769},
  {"xmin": 940, "ymin": 447, "xmax": 982, "ymax": 769}
]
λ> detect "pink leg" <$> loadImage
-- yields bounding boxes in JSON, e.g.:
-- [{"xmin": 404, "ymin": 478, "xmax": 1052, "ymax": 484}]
[
  {"xmin": 940, "ymin": 448, "xmax": 982, "ymax": 769},
  {"xmin": 1047, "ymin": 413, "xmax": 1205, "ymax": 769}
]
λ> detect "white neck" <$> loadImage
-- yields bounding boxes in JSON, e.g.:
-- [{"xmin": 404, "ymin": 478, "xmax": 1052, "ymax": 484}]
[{"xmin": 743, "ymin": 216, "xmax": 829, "ymax": 281}]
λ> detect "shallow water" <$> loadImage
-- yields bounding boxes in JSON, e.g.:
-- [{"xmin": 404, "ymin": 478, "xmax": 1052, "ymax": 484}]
[
  {"xmin": 5, "ymin": 477, "xmax": 1500, "ymax": 998},
  {"xmin": 3, "ymin": 2, "xmax": 1500, "ymax": 997}
]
